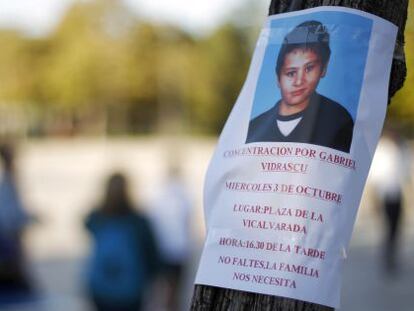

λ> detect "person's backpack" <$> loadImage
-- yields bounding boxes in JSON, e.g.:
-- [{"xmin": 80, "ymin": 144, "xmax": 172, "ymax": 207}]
[{"xmin": 87, "ymin": 216, "xmax": 148, "ymax": 305}]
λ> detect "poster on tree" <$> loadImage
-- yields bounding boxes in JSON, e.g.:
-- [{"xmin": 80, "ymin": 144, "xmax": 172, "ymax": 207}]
[{"xmin": 195, "ymin": 7, "xmax": 397, "ymax": 308}]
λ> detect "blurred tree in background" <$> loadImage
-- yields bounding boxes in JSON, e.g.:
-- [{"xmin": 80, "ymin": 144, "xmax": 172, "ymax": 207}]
[
  {"xmin": 40, "ymin": 0, "xmax": 159, "ymax": 134},
  {"xmin": 0, "ymin": 0, "xmax": 256, "ymax": 137},
  {"xmin": 0, "ymin": 0, "xmax": 411, "ymax": 137},
  {"xmin": 184, "ymin": 24, "xmax": 251, "ymax": 134}
]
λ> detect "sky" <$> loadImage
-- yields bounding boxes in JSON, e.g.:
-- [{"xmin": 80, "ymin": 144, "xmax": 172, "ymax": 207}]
[{"xmin": 0, "ymin": 0, "xmax": 268, "ymax": 36}]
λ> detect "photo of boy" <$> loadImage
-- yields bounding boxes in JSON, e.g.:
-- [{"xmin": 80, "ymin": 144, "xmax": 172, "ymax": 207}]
[{"xmin": 246, "ymin": 20, "xmax": 354, "ymax": 153}]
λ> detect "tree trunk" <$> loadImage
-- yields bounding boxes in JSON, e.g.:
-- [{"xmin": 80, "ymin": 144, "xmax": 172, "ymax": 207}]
[{"xmin": 190, "ymin": 1, "xmax": 408, "ymax": 310}]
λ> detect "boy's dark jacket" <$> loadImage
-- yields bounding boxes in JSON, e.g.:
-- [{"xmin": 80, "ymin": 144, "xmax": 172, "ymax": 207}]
[{"xmin": 246, "ymin": 92, "xmax": 354, "ymax": 153}]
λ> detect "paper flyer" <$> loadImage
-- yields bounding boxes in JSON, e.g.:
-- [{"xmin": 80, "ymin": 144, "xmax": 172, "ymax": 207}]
[{"xmin": 195, "ymin": 7, "xmax": 397, "ymax": 308}]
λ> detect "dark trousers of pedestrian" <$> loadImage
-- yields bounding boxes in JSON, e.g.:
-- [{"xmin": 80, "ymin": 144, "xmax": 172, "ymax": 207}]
[{"xmin": 383, "ymin": 193, "xmax": 402, "ymax": 273}]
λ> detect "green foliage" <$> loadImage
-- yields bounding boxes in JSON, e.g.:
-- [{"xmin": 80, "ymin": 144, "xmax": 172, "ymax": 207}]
[
  {"xmin": 0, "ymin": 0, "xmax": 256, "ymax": 135},
  {"xmin": 0, "ymin": 31, "xmax": 47, "ymax": 104},
  {"xmin": 43, "ymin": 0, "xmax": 137, "ymax": 108},
  {"xmin": 184, "ymin": 24, "xmax": 251, "ymax": 133}
]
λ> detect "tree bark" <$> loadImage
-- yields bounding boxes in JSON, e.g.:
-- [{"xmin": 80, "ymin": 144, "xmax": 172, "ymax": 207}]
[{"xmin": 190, "ymin": 1, "xmax": 408, "ymax": 310}]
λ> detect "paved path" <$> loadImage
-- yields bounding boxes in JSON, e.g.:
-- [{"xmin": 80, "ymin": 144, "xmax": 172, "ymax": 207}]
[
  {"xmin": 340, "ymin": 220, "xmax": 414, "ymax": 311},
  {"xmin": 1, "ymin": 139, "xmax": 413, "ymax": 311}
]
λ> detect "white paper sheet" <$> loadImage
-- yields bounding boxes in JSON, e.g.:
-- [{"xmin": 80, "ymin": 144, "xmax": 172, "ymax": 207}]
[{"xmin": 195, "ymin": 7, "xmax": 397, "ymax": 308}]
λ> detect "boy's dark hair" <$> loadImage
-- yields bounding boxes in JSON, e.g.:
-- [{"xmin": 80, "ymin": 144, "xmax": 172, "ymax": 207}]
[{"xmin": 276, "ymin": 20, "xmax": 331, "ymax": 77}]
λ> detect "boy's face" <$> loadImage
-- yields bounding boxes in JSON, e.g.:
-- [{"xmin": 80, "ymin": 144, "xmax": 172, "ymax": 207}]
[{"xmin": 278, "ymin": 48, "xmax": 326, "ymax": 111}]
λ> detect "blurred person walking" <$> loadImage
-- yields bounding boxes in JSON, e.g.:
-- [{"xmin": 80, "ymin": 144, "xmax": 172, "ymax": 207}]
[
  {"xmin": 85, "ymin": 172, "xmax": 160, "ymax": 311},
  {"xmin": 371, "ymin": 128, "xmax": 411, "ymax": 274},
  {"xmin": 149, "ymin": 163, "xmax": 193, "ymax": 311},
  {"xmin": 0, "ymin": 143, "xmax": 33, "ymax": 304}
]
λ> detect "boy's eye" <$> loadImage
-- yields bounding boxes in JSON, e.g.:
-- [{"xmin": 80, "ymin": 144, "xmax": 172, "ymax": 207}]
[
  {"xmin": 305, "ymin": 64, "xmax": 315, "ymax": 73},
  {"xmin": 286, "ymin": 71, "xmax": 296, "ymax": 78}
]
